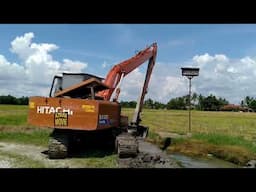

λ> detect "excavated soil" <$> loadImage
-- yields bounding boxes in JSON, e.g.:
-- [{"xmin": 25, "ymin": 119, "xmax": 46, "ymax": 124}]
[{"xmin": 118, "ymin": 138, "xmax": 180, "ymax": 168}]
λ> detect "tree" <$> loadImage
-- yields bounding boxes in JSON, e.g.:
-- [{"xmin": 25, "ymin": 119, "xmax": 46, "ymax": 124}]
[
  {"xmin": 245, "ymin": 96, "xmax": 254, "ymax": 107},
  {"xmin": 242, "ymin": 96, "xmax": 256, "ymax": 112},
  {"xmin": 167, "ymin": 96, "xmax": 186, "ymax": 110},
  {"xmin": 120, "ymin": 100, "xmax": 137, "ymax": 108},
  {"xmin": 154, "ymin": 101, "xmax": 166, "ymax": 109},
  {"xmin": 240, "ymin": 100, "xmax": 244, "ymax": 107},
  {"xmin": 0, "ymin": 95, "xmax": 28, "ymax": 105},
  {"xmin": 0, "ymin": 95, "xmax": 16, "ymax": 104},
  {"xmin": 191, "ymin": 92, "xmax": 198, "ymax": 105},
  {"xmin": 128, "ymin": 101, "xmax": 137, "ymax": 108},
  {"xmin": 218, "ymin": 97, "xmax": 229, "ymax": 106},
  {"xmin": 144, "ymin": 98, "xmax": 154, "ymax": 109},
  {"xmin": 197, "ymin": 94, "xmax": 204, "ymax": 110},
  {"xmin": 249, "ymin": 100, "xmax": 256, "ymax": 111},
  {"xmin": 200, "ymin": 94, "xmax": 227, "ymax": 111}
]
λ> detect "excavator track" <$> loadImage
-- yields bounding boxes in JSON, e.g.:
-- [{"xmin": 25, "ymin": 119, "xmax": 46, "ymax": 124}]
[
  {"xmin": 116, "ymin": 133, "xmax": 138, "ymax": 158},
  {"xmin": 48, "ymin": 130, "xmax": 69, "ymax": 159}
]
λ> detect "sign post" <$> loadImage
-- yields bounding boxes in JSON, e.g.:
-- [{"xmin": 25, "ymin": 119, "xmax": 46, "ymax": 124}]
[{"xmin": 181, "ymin": 67, "xmax": 199, "ymax": 133}]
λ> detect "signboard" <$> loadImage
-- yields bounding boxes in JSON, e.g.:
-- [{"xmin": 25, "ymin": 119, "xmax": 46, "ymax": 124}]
[
  {"xmin": 181, "ymin": 67, "xmax": 199, "ymax": 77},
  {"xmin": 54, "ymin": 112, "xmax": 68, "ymax": 126}
]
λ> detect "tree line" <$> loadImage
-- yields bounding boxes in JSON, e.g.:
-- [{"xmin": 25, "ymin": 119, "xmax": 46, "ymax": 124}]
[
  {"xmin": 0, "ymin": 95, "xmax": 28, "ymax": 105},
  {"xmin": 121, "ymin": 93, "xmax": 256, "ymax": 112},
  {"xmin": 240, "ymin": 96, "xmax": 256, "ymax": 112},
  {"xmin": 1, "ymin": 93, "xmax": 256, "ymax": 112}
]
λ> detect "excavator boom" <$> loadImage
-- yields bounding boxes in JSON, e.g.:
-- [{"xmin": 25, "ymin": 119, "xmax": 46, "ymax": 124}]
[
  {"xmin": 98, "ymin": 43, "xmax": 157, "ymax": 101},
  {"xmin": 131, "ymin": 55, "xmax": 156, "ymax": 126}
]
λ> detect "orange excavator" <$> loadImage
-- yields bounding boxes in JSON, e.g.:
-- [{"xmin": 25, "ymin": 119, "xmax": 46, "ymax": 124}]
[{"xmin": 28, "ymin": 43, "xmax": 157, "ymax": 159}]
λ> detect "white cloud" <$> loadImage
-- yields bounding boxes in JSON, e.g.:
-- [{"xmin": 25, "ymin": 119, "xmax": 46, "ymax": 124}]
[
  {"xmin": 119, "ymin": 63, "xmax": 188, "ymax": 103},
  {"xmin": 119, "ymin": 54, "xmax": 256, "ymax": 105},
  {"xmin": 193, "ymin": 53, "xmax": 229, "ymax": 66},
  {"xmin": 0, "ymin": 32, "xmax": 88, "ymax": 97},
  {"xmin": 119, "ymin": 68, "xmax": 144, "ymax": 101},
  {"xmin": 102, "ymin": 61, "xmax": 107, "ymax": 68},
  {"xmin": 61, "ymin": 59, "xmax": 87, "ymax": 72},
  {"xmin": 191, "ymin": 53, "xmax": 256, "ymax": 104},
  {"xmin": 10, "ymin": 32, "xmax": 36, "ymax": 60},
  {"xmin": 0, "ymin": 55, "xmax": 26, "ymax": 80},
  {"xmin": 2, "ymin": 33, "xmax": 256, "ymax": 105},
  {"xmin": 162, "ymin": 76, "xmax": 187, "ymax": 98},
  {"xmin": 215, "ymin": 54, "xmax": 229, "ymax": 62},
  {"xmin": 227, "ymin": 67, "xmax": 237, "ymax": 73}
]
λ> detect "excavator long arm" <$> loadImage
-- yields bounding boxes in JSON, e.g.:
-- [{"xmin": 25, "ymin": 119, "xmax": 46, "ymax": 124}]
[
  {"xmin": 97, "ymin": 43, "xmax": 157, "ymax": 101},
  {"xmin": 131, "ymin": 55, "xmax": 156, "ymax": 126}
]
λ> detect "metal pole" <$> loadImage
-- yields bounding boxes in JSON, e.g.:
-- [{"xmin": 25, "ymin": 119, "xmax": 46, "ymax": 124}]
[{"xmin": 188, "ymin": 77, "xmax": 192, "ymax": 133}]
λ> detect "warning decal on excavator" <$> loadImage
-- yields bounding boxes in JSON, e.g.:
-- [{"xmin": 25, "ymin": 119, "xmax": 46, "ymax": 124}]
[
  {"xmin": 99, "ymin": 115, "xmax": 110, "ymax": 125},
  {"xmin": 82, "ymin": 105, "xmax": 95, "ymax": 112},
  {"xmin": 54, "ymin": 112, "xmax": 68, "ymax": 126},
  {"xmin": 29, "ymin": 102, "xmax": 35, "ymax": 109}
]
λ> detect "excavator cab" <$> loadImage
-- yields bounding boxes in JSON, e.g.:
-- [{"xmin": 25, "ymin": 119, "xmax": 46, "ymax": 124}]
[{"xmin": 49, "ymin": 73, "xmax": 107, "ymax": 100}]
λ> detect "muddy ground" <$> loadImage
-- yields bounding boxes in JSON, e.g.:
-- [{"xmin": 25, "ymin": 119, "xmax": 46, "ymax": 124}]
[
  {"xmin": 118, "ymin": 138, "xmax": 180, "ymax": 168},
  {"xmin": 0, "ymin": 140, "xmax": 180, "ymax": 168}
]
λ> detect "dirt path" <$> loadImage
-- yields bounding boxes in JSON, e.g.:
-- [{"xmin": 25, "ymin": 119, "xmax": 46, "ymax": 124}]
[
  {"xmin": 0, "ymin": 158, "xmax": 12, "ymax": 168},
  {"xmin": 0, "ymin": 142, "xmax": 90, "ymax": 168},
  {"xmin": 0, "ymin": 140, "xmax": 181, "ymax": 168}
]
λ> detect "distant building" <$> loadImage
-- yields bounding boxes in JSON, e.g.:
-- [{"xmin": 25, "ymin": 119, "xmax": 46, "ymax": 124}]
[{"xmin": 220, "ymin": 104, "xmax": 253, "ymax": 112}]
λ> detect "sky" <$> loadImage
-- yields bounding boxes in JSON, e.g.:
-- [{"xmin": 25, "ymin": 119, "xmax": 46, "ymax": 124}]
[{"xmin": 1, "ymin": 24, "xmax": 256, "ymax": 104}]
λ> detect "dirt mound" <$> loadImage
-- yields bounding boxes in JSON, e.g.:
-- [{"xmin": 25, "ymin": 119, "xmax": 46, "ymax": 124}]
[{"xmin": 118, "ymin": 139, "xmax": 180, "ymax": 168}]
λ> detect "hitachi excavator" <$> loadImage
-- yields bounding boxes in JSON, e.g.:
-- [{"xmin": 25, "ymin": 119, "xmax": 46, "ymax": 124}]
[{"xmin": 28, "ymin": 43, "xmax": 157, "ymax": 159}]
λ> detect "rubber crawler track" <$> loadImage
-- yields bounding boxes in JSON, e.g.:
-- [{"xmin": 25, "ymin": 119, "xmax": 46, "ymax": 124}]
[
  {"xmin": 48, "ymin": 130, "xmax": 69, "ymax": 159},
  {"xmin": 116, "ymin": 133, "xmax": 138, "ymax": 158}
]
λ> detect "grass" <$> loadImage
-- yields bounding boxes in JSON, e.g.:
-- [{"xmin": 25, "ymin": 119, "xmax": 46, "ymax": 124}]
[
  {"xmin": 168, "ymin": 136, "xmax": 256, "ymax": 165},
  {"xmin": 0, "ymin": 114, "xmax": 28, "ymax": 125},
  {"xmin": 0, "ymin": 104, "xmax": 117, "ymax": 168},
  {"xmin": 2, "ymin": 104, "xmax": 256, "ymax": 166},
  {"xmin": 122, "ymin": 108, "xmax": 256, "ymax": 165},
  {"xmin": 0, "ymin": 130, "xmax": 50, "ymax": 146},
  {"xmin": 192, "ymin": 133, "xmax": 256, "ymax": 153},
  {"xmin": 71, "ymin": 153, "xmax": 118, "ymax": 168},
  {"xmin": 122, "ymin": 108, "xmax": 256, "ymax": 141},
  {"xmin": 0, "ymin": 151, "xmax": 46, "ymax": 168},
  {"xmin": 0, "ymin": 105, "xmax": 28, "ymax": 125},
  {"xmin": 147, "ymin": 130, "xmax": 162, "ymax": 143},
  {"xmin": 0, "ymin": 105, "xmax": 50, "ymax": 146},
  {"xmin": 0, "ymin": 104, "xmax": 28, "ymax": 111}
]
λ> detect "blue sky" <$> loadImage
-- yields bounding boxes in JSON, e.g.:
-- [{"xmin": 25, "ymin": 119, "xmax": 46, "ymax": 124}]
[{"xmin": 1, "ymin": 24, "xmax": 256, "ymax": 104}]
